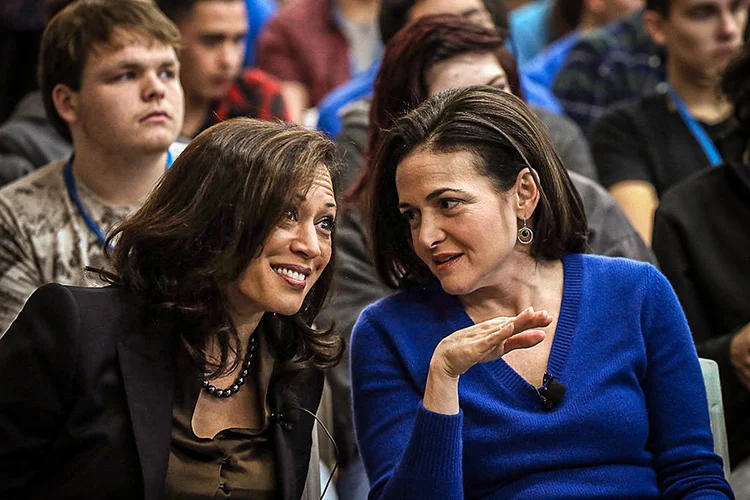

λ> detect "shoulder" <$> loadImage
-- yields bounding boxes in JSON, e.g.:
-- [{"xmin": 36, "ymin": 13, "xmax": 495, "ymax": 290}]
[
  {"xmin": 264, "ymin": 0, "xmax": 326, "ymax": 28},
  {"xmin": 657, "ymin": 164, "xmax": 734, "ymax": 218},
  {"xmin": 355, "ymin": 285, "xmax": 446, "ymax": 334},
  {"xmin": 0, "ymin": 158, "xmax": 67, "ymax": 217},
  {"xmin": 237, "ymin": 68, "xmax": 283, "ymax": 90},
  {"xmin": 576, "ymin": 253, "xmax": 658, "ymax": 292}
]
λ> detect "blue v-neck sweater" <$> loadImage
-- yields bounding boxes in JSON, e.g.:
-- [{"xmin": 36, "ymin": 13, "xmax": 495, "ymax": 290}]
[{"xmin": 351, "ymin": 254, "xmax": 732, "ymax": 499}]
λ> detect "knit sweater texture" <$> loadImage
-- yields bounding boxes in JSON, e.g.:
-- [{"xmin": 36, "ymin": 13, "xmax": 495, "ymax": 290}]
[{"xmin": 351, "ymin": 254, "xmax": 732, "ymax": 499}]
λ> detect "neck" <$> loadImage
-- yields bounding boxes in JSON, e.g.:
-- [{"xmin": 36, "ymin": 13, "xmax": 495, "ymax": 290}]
[
  {"xmin": 335, "ymin": 0, "xmax": 379, "ymax": 23},
  {"xmin": 228, "ymin": 310, "xmax": 265, "ymax": 344},
  {"xmin": 71, "ymin": 145, "xmax": 168, "ymax": 206},
  {"xmin": 459, "ymin": 252, "xmax": 563, "ymax": 323},
  {"xmin": 669, "ymin": 63, "xmax": 732, "ymax": 124},
  {"xmin": 182, "ymin": 93, "xmax": 210, "ymax": 139}
]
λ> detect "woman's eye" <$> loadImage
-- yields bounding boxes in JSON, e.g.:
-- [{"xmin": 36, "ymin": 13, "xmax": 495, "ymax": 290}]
[
  {"xmin": 284, "ymin": 208, "xmax": 299, "ymax": 221},
  {"xmin": 317, "ymin": 216, "xmax": 335, "ymax": 232},
  {"xmin": 439, "ymin": 198, "xmax": 460, "ymax": 210},
  {"xmin": 400, "ymin": 209, "xmax": 419, "ymax": 226}
]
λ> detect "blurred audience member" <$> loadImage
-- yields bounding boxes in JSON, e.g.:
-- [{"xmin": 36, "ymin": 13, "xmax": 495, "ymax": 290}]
[
  {"xmin": 552, "ymin": 9, "xmax": 667, "ymax": 133},
  {"xmin": 0, "ymin": 0, "xmax": 185, "ymax": 334},
  {"xmin": 652, "ymin": 41, "xmax": 750, "ymax": 488},
  {"xmin": 591, "ymin": 0, "xmax": 747, "ymax": 244},
  {"xmin": 523, "ymin": 0, "xmax": 644, "ymax": 104},
  {"xmin": 511, "ymin": 0, "xmax": 643, "ymax": 68},
  {"xmin": 0, "ymin": 0, "xmax": 82, "ymax": 187},
  {"xmin": 256, "ymin": 0, "xmax": 382, "ymax": 123},
  {"xmin": 156, "ymin": 0, "xmax": 287, "ymax": 139},
  {"xmin": 318, "ymin": 0, "xmax": 565, "ymax": 138}
]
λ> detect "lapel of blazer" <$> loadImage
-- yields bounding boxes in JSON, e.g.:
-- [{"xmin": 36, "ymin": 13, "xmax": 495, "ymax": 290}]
[
  {"xmin": 117, "ymin": 313, "xmax": 178, "ymax": 500},
  {"xmin": 271, "ymin": 367, "xmax": 325, "ymax": 500}
]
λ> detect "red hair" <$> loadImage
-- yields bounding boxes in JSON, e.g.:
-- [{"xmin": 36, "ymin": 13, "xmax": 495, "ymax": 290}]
[{"xmin": 347, "ymin": 14, "xmax": 524, "ymax": 208}]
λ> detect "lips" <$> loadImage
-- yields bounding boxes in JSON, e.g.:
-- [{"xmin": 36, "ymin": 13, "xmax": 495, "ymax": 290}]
[
  {"xmin": 140, "ymin": 110, "xmax": 170, "ymax": 123},
  {"xmin": 432, "ymin": 253, "xmax": 463, "ymax": 271},
  {"xmin": 271, "ymin": 264, "xmax": 312, "ymax": 289}
]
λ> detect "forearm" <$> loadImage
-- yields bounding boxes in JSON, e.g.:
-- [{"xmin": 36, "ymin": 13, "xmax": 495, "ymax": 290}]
[{"xmin": 424, "ymin": 359, "xmax": 460, "ymax": 415}]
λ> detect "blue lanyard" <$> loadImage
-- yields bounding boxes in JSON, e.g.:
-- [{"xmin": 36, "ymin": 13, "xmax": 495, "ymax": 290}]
[
  {"xmin": 63, "ymin": 150, "xmax": 173, "ymax": 249},
  {"xmin": 668, "ymin": 87, "xmax": 723, "ymax": 168}
]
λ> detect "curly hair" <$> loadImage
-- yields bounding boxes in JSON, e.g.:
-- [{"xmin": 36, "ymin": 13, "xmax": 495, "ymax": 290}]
[{"xmin": 102, "ymin": 118, "xmax": 344, "ymax": 380}]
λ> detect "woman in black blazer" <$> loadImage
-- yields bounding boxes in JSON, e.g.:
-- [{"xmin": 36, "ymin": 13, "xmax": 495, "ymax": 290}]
[{"xmin": 0, "ymin": 118, "xmax": 343, "ymax": 500}]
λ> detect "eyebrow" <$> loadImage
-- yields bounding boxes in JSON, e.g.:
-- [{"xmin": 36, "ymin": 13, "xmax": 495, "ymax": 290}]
[
  {"xmin": 109, "ymin": 58, "xmax": 177, "ymax": 70},
  {"xmin": 486, "ymin": 75, "xmax": 507, "ymax": 87},
  {"xmin": 293, "ymin": 193, "xmax": 337, "ymax": 210},
  {"xmin": 398, "ymin": 187, "xmax": 466, "ymax": 209}
]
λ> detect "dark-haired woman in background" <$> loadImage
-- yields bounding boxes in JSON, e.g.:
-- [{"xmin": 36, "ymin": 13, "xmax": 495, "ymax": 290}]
[
  {"xmin": 350, "ymin": 86, "xmax": 732, "ymax": 499},
  {"xmin": 0, "ymin": 118, "xmax": 343, "ymax": 500}
]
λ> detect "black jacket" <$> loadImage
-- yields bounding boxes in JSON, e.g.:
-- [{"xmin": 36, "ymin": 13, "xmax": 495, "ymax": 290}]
[{"xmin": 0, "ymin": 283, "xmax": 323, "ymax": 500}]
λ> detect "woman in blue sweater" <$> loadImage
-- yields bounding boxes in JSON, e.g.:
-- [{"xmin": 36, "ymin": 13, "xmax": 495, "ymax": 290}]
[{"xmin": 350, "ymin": 85, "xmax": 733, "ymax": 499}]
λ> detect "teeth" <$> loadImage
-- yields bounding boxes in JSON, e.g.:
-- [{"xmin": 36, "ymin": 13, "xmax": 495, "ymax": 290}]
[{"xmin": 273, "ymin": 267, "xmax": 307, "ymax": 281}]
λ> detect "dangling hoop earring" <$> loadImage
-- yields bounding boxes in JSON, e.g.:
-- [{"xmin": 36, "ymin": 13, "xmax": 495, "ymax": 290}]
[{"xmin": 517, "ymin": 218, "xmax": 534, "ymax": 245}]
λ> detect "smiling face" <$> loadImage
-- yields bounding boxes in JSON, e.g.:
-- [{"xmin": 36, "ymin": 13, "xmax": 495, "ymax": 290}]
[
  {"xmin": 426, "ymin": 51, "xmax": 510, "ymax": 96},
  {"xmin": 177, "ymin": 0, "xmax": 248, "ymax": 103},
  {"xmin": 648, "ymin": 0, "xmax": 747, "ymax": 81},
  {"xmin": 60, "ymin": 30, "xmax": 183, "ymax": 155},
  {"xmin": 396, "ymin": 147, "xmax": 530, "ymax": 297},
  {"xmin": 225, "ymin": 166, "xmax": 337, "ymax": 319}
]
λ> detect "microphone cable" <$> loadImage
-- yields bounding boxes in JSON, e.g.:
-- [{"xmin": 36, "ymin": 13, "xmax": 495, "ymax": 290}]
[{"xmin": 296, "ymin": 405, "xmax": 340, "ymax": 500}]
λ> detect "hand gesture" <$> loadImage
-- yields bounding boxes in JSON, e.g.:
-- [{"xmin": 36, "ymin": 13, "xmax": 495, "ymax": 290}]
[{"xmin": 432, "ymin": 307, "xmax": 551, "ymax": 378}]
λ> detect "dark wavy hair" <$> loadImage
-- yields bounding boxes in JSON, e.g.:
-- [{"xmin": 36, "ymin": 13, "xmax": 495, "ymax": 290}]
[
  {"xmin": 369, "ymin": 86, "xmax": 587, "ymax": 288},
  {"xmin": 347, "ymin": 14, "xmax": 523, "ymax": 207},
  {"xmin": 103, "ymin": 118, "xmax": 344, "ymax": 379},
  {"xmin": 722, "ymin": 40, "xmax": 750, "ymax": 132}
]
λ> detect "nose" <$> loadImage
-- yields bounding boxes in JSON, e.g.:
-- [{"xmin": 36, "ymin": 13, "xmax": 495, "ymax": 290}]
[
  {"xmin": 290, "ymin": 221, "xmax": 322, "ymax": 259},
  {"xmin": 718, "ymin": 7, "xmax": 742, "ymax": 38},
  {"xmin": 143, "ymin": 71, "xmax": 166, "ymax": 101},
  {"xmin": 415, "ymin": 213, "xmax": 445, "ymax": 250},
  {"xmin": 218, "ymin": 42, "xmax": 243, "ymax": 71}
]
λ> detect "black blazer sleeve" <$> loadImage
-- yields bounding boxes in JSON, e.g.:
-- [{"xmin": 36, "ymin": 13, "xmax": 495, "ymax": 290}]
[{"xmin": 0, "ymin": 283, "xmax": 80, "ymax": 493}]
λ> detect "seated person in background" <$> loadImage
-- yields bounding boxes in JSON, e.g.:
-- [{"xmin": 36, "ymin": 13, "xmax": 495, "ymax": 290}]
[
  {"xmin": 653, "ymin": 40, "xmax": 750, "ymax": 486},
  {"xmin": 0, "ymin": 118, "xmax": 343, "ymax": 500},
  {"xmin": 523, "ymin": 0, "xmax": 645, "ymax": 101},
  {"xmin": 0, "ymin": 0, "xmax": 80, "ymax": 187},
  {"xmin": 0, "ymin": 0, "xmax": 185, "ymax": 334},
  {"xmin": 156, "ymin": 0, "xmax": 288, "ymax": 139},
  {"xmin": 591, "ymin": 0, "xmax": 746, "ymax": 245},
  {"xmin": 316, "ymin": 15, "xmax": 655, "ymax": 500},
  {"xmin": 552, "ymin": 9, "xmax": 667, "ymax": 134},
  {"xmin": 255, "ymin": 0, "xmax": 382, "ymax": 123},
  {"xmin": 350, "ymin": 85, "xmax": 732, "ymax": 500},
  {"xmin": 319, "ymin": 0, "xmax": 579, "ymax": 142}
]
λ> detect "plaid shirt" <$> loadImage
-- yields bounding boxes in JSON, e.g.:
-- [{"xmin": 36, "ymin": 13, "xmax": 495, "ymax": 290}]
[
  {"xmin": 552, "ymin": 11, "xmax": 666, "ymax": 135},
  {"xmin": 206, "ymin": 68, "xmax": 288, "ymax": 130}
]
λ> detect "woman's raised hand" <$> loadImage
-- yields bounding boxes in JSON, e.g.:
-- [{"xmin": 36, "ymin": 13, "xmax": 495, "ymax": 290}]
[
  {"xmin": 423, "ymin": 307, "xmax": 551, "ymax": 415},
  {"xmin": 434, "ymin": 307, "xmax": 551, "ymax": 377}
]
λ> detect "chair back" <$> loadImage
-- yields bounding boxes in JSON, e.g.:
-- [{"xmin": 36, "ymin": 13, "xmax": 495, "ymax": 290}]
[{"xmin": 700, "ymin": 358, "xmax": 731, "ymax": 478}]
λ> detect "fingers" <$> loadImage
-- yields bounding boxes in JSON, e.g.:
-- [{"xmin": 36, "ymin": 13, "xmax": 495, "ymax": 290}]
[{"xmin": 503, "ymin": 330, "xmax": 545, "ymax": 354}]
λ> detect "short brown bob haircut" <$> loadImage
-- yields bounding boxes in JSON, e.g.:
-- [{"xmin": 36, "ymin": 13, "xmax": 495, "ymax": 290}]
[
  {"xmin": 105, "ymin": 118, "xmax": 343, "ymax": 379},
  {"xmin": 369, "ymin": 86, "xmax": 588, "ymax": 289},
  {"xmin": 39, "ymin": 0, "xmax": 181, "ymax": 142}
]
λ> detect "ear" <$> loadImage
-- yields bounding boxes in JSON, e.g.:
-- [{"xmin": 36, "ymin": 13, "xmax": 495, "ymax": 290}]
[
  {"xmin": 51, "ymin": 83, "xmax": 79, "ymax": 127},
  {"xmin": 642, "ymin": 9, "xmax": 667, "ymax": 46},
  {"xmin": 513, "ymin": 168, "xmax": 540, "ymax": 220}
]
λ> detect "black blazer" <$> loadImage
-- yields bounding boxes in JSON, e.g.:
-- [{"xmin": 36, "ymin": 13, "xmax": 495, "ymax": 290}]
[{"xmin": 0, "ymin": 283, "xmax": 324, "ymax": 500}]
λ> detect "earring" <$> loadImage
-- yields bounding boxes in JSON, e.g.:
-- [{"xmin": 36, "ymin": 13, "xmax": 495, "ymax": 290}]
[{"xmin": 517, "ymin": 218, "xmax": 534, "ymax": 245}]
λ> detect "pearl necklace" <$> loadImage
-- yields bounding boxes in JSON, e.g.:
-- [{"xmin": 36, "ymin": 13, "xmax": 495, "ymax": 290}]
[{"xmin": 202, "ymin": 334, "xmax": 259, "ymax": 398}]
